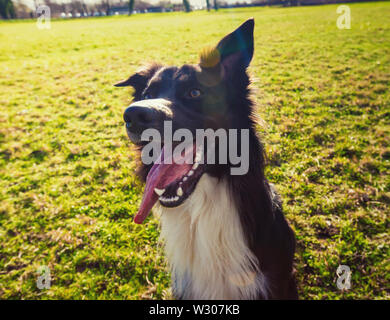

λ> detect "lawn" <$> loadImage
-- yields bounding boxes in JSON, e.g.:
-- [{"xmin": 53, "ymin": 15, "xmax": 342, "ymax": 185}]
[{"xmin": 0, "ymin": 2, "xmax": 389, "ymax": 299}]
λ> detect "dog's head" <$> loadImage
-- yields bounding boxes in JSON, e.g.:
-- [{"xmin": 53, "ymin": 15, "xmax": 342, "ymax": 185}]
[{"xmin": 115, "ymin": 19, "xmax": 255, "ymax": 223}]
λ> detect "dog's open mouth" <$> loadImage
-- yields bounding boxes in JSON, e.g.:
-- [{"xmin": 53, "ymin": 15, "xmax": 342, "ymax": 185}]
[{"xmin": 134, "ymin": 143, "xmax": 204, "ymax": 224}]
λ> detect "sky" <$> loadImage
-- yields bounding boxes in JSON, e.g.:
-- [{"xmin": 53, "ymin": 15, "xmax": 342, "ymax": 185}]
[{"xmin": 21, "ymin": 0, "xmax": 251, "ymax": 10}]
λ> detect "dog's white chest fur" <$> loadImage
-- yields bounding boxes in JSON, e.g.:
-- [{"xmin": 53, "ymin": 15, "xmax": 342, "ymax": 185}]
[{"xmin": 156, "ymin": 174, "xmax": 268, "ymax": 300}]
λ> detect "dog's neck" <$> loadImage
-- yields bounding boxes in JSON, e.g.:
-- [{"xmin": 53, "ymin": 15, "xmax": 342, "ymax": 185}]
[{"xmin": 156, "ymin": 174, "xmax": 268, "ymax": 299}]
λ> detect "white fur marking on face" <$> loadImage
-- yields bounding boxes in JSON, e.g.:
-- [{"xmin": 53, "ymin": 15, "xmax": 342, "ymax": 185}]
[{"xmin": 156, "ymin": 174, "xmax": 268, "ymax": 300}]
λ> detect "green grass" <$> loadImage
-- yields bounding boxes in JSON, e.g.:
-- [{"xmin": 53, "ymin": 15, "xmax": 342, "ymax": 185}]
[{"xmin": 0, "ymin": 2, "xmax": 389, "ymax": 299}]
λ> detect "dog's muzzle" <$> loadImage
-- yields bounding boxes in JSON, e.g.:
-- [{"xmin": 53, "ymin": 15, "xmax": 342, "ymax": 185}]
[{"xmin": 123, "ymin": 99, "xmax": 172, "ymax": 143}]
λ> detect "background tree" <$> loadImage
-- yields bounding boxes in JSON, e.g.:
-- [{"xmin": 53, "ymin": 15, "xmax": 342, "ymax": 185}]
[
  {"xmin": 82, "ymin": 2, "xmax": 89, "ymax": 15},
  {"xmin": 43, "ymin": 0, "xmax": 63, "ymax": 17},
  {"xmin": 12, "ymin": 0, "xmax": 31, "ymax": 18},
  {"xmin": 69, "ymin": 0, "xmax": 84, "ymax": 14},
  {"xmin": 213, "ymin": 0, "xmax": 218, "ymax": 11},
  {"xmin": 183, "ymin": 0, "xmax": 191, "ymax": 12},
  {"xmin": 7, "ymin": 0, "xmax": 15, "ymax": 17},
  {"xmin": 128, "ymin": 0, "xmax": 134, "ymax": 15},
  {"xmin": 205, "ymin": 0, "xmax": 210, "ymax": 11},
  {"xmin": 0, "ymin": 0, "xmax": 15, "ymax": 19},
  {"xmin": 104, "ymin": 0, "xmax": 110, "ymax": 15}
]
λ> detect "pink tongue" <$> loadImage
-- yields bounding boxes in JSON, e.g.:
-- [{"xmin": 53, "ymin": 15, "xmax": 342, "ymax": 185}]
[{"xmin": 134, "ymin": 144, "xmax": 194, "ymax": 224}]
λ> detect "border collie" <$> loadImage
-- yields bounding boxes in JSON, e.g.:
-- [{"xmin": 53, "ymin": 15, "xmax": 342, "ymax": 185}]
[{"xmin": 115, "ymin": 19, "xmax": 298, "ymax": 300}]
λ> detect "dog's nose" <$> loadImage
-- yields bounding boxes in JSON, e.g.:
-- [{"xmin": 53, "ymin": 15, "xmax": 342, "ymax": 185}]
[
  {"xmin": 123, "ymin": 105, "xmax": 161, "ymax": 135},
  {"xmin": 123, "ymin": 99, "xmax": 172, "ymax": 138}
]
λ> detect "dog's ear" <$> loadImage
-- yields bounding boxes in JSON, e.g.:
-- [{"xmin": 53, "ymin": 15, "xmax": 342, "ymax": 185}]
[
  {"xmin": 200, "ymin": 19, "xmax": 254, "ymax": 75},
  {"xmin": 114, "ymin": 63, "xmax": 162, "ymax": 99},
  {"xmin": 217, "ymin": 18, "xmax": 254, "ymax": 71}
]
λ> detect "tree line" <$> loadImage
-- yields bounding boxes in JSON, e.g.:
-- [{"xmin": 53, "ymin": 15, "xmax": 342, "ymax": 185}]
[
  {"xmin": 1, "ymin": 0, "xmax": 221, "ymax": 19},
  {"xmin": 1, "ymin": 0, "xmax": 375, "ymax": 19}
]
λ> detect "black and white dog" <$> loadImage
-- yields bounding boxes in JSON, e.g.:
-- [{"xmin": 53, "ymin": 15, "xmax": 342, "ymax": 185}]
[{"xmin": 115, "ymin": 19, "xmax": 298, "ymax": 299}]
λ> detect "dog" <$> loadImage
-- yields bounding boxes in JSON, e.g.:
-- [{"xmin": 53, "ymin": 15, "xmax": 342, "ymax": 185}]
[{"xmin": 115, "ymin": 19, "xmax": 298, "ymax": 300}]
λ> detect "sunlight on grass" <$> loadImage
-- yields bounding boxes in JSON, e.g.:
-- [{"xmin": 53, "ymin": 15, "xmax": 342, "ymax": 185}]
[{"xmin": 0, "ymin": 3, "xmax": 389, "ymax": 299}]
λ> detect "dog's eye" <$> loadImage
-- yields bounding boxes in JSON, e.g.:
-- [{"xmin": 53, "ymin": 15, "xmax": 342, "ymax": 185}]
[
  {"xmin": 143, "ymin": 93, "xmax": 153, "ymax": 100},
  {"xmin": 188, "ymin": 89, "xmax": 202, "ymax": 99}
]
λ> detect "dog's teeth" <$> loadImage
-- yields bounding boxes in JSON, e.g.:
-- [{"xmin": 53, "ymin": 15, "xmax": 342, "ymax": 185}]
[
  {"xmin": 154, "ymin": 188, "xmax": 165, "ymax": 196},
  {"xmin": 183, "ymin": 177, "xmax": 188, "ymax": 182},
  {"xmin": 192, "ymin": 162, "xmax": 199, "ymax": 170},
  {"xmin": 177, "ymin": 187, "xmax": 183, "ymax": 196},
  {"xmin": 159, "ymin": 195, "xmax": 180, "ymax": 204},
  {"xmin": 188, "ymin": 170, "xmax": 194, "ymax": 176}
]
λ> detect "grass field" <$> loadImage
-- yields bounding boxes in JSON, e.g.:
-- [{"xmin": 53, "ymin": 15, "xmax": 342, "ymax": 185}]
[{"xmin": 0, "ymin": 2, "xmax": 389, "ymax": 299}]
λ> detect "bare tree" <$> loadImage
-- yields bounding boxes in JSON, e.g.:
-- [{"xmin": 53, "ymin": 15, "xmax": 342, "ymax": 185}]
[
  {"xmin": 82, "ymin": 1, "xmax": 89, "ymax": 15},
  {"xmin": 12, "ymin": 0, "xmax": 32, "ymax": 18},
  {"xmin": 0, "ymin": 0, "xmax": 15, "ymax": 19},
  {"xmin": 205, "ymin": 0, "xmax": 210, "ymax": 11},
  {"xmin": 68, "ymin": 0, "xmax": 84, "ymax": 15},
  {"xmin": 128, "ymin": 0, "xmax": 134, "ymax": 15},
  {"xmin": 104, "ymin": 0, "xmax": 111, "ymax": 15},
  {"xmin": 183, "ymin": 0, "xmax": 190, "ymax": 12},
  {"xmin": 43, "ymin": 0, "xmax": 63, "ymax": 17}
]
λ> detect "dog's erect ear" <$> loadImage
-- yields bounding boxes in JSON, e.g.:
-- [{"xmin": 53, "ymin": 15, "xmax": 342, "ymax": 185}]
[
  {"xmin": 200, "ymin": 19, "xmax": 254, "ymax": 75},
  {"xmin": 114, "ymin": 63, "xmax": 162, "ymax": 99},
  {"xmin": 217, "ymin": 18, "xmax": 254, "ymax": 71}
]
